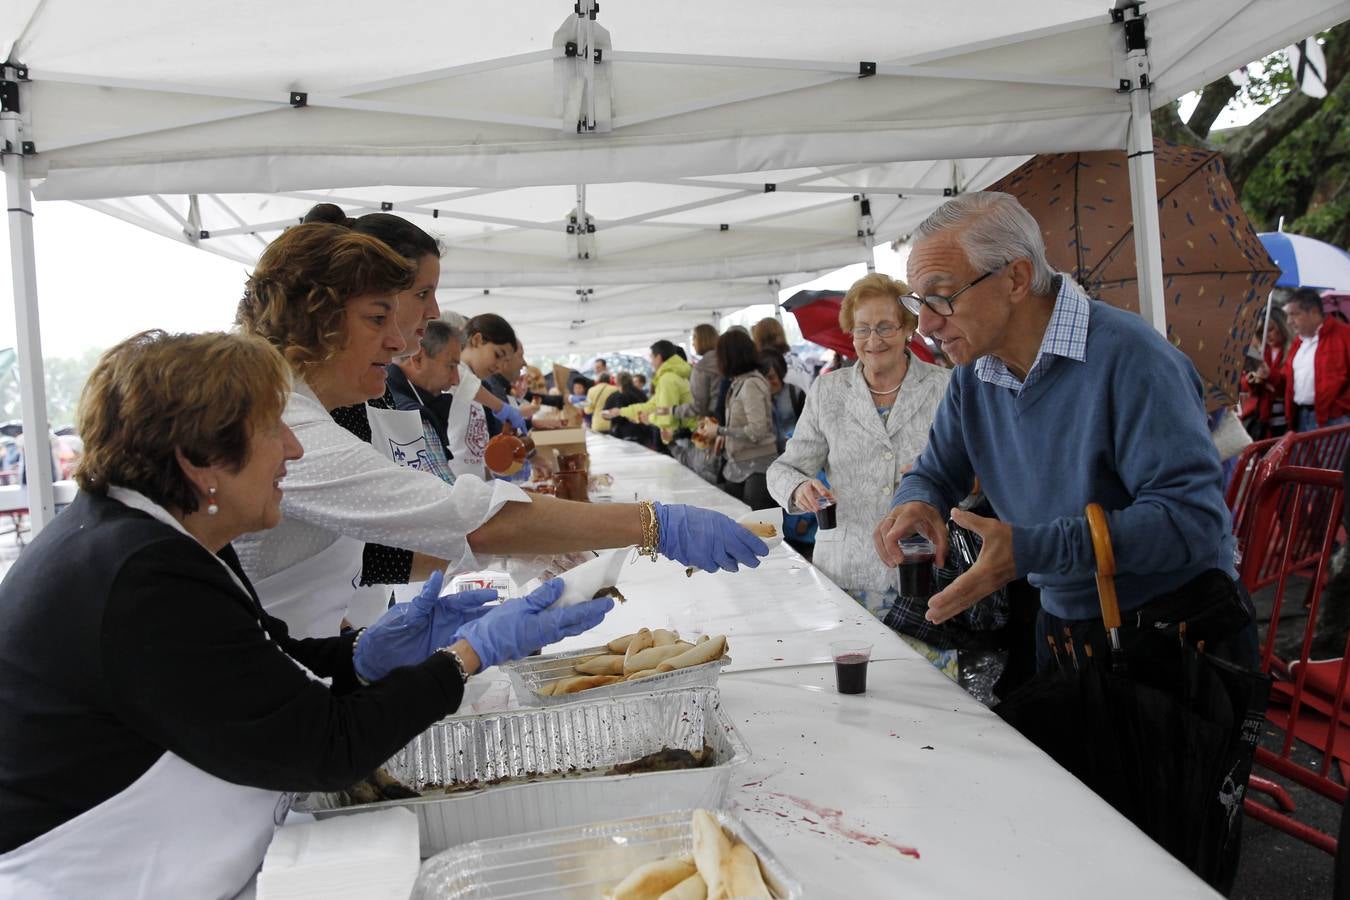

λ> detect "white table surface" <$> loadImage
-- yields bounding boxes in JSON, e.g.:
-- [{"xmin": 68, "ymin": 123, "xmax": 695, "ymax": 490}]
[
  {"xmin": 446, "ymin": 434, "xmax": 1222, "ymax": 898},
  {"xmin": 0, "ymin": 480, "xmax": 77, "ymax": 513}
]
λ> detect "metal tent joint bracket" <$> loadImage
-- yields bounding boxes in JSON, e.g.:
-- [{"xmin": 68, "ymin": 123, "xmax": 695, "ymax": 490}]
[
  {"xmin": 0, "ymin": 80, "xmax": 18, "ymax": 114},
  {"xmin": 381, "ymin": 201, "xmax": 393, "ymax": 211},
  {"xmin": 199, "ymin": 229, "xmax": 211, "ymax": 240},
  {"xmin": 763, "ymin": 183, "xmax": 776, "ymax": 193},
  {"xmin": 289, "ymin": 91, "xmax": 308, "ymax": 108},
  {"xmin": 859, "ymin": 61, "xmax": 877, "ymax": 78}
]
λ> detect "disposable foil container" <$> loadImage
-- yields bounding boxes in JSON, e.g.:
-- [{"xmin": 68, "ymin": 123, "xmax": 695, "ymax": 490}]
[
  {"xmin": 502, "ymin": 644, "xmax": 727, "ymax": 707},
  {"xmin": 292, "ymin": 687, "xmax": 748, "ymax": 856},
  {"xmin": 412, "ymin": 808, "xmax": 802, "ymax": 899}
]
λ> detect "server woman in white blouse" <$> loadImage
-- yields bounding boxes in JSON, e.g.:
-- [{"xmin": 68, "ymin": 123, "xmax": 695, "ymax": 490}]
[
  {"xmin": 0, "ymin": 331, "xmax": 610, "ymax": 898},
  {"xmin": 234, "ymin": 223, "xmax": 767, "ymax": 637}
]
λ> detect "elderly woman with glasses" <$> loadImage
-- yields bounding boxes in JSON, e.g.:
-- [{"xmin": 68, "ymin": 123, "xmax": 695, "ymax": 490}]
[{"xmin": 767, "ymin": 273, "xmax": 961, "ymax": 664}]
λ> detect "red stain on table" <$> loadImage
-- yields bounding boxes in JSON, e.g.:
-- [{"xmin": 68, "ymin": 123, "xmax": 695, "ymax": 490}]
[{"xmin": 766, "ymin": 792, "xmax": 920, "ymax": 859}]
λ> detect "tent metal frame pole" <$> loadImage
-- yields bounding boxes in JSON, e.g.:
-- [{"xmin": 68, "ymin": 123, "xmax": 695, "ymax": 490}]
[
  {"xmin": 1120, "ymin": 5, "xmax": 1167, "ymax": 338},
  {"xmin": 604, "ymin": 51, "xmax": 1116, "ymax": 90},
  {"xmin": 653, "ymin": 178, "xmax": 954, "ymax": 196},
  {"xmin": 2, "ymin": 66, "xmax": 58, "ymax": 531},
  {"xmin": 74, "ymin": 200, "xmax": 256, "ymax": 264}
]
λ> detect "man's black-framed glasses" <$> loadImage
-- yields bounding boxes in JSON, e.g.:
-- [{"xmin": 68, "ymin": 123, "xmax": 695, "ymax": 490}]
[{"xmin": 900, "ymin": 264, "xmax": 1006, "ymax": 317}]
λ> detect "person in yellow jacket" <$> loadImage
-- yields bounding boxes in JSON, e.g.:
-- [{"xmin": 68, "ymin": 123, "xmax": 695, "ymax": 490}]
[
  {"xmin": 585, "ymin": 377, "xmax": 621, "ymax": 433},
  {"xmin": 601, "ymin": 340, "xmax": 697, "ymax": 437}
]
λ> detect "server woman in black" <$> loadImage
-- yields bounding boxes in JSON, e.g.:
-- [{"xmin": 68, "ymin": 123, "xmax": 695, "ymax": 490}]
[{"xmin": 0, "ymin": 330, "xmax": 609, "ymax": 899}]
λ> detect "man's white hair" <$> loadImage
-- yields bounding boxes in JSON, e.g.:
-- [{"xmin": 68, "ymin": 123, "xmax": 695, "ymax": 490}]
[{"xmin": 914, "ymin": 192, "xmax": 1056, "ymax": 295}]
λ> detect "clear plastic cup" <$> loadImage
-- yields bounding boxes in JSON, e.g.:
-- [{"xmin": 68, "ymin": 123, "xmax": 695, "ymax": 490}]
[
  {"xmin": 896, "ymin": 535, "xmax": 936, "ymax": 599},
  {"xmin": 829, "ymin": 640, "xmax": 873, "ymax": 695},
  {"xmin": 816, "ymin": 498, "xmax": 837, "ymax": 530}
]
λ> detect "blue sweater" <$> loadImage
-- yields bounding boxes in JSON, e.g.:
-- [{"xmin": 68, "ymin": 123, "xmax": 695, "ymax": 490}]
[{"xmin": 893, "ymin": 302, "xmax": 1236, "ymax": 620}]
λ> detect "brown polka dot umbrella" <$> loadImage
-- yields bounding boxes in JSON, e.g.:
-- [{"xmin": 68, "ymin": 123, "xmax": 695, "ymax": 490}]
[{"xmin": 989, "ymin": 139, "xmax": 1279, "ymax": 409}]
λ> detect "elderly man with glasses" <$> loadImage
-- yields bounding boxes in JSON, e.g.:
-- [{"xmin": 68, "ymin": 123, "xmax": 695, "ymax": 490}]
[{"xmin": 874, "ymin": 192, "xmax": 1257, "ymax": 681}]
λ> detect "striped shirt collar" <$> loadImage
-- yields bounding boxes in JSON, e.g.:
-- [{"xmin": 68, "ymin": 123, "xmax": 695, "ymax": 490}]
[{"xmin": 974, "ymin": 274, "xmax": 1091, "ymax": 394}]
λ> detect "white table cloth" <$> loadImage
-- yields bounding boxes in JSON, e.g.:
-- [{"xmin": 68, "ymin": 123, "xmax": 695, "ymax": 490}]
[{"xmin": 468, "ymin": 434, "xmax": 1220, "ymax": 899}]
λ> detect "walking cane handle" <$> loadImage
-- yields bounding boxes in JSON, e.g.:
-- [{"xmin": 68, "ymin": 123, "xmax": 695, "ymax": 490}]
[{"xmin": 1085, "ymin": 503, "xmax": 1122, "ymax": 631}]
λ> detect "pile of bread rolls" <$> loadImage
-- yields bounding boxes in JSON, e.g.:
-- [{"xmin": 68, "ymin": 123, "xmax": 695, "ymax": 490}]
[
  {"xmin": 607, "ymin": 809, "xmax": 774, "ymax": 899},
  {"xmin": 537, "ymin": 628, "xmax": 729, "ymax": 696}
]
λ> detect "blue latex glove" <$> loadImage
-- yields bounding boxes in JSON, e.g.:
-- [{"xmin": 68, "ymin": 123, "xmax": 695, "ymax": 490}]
[
  {"xmin": 353, "ymin": 571, "xmax": 498, "ymax": 682},
  {"xmin": 453, "ymin": 579, "xmax": 613, "ymax": 670},
  {"xmin": 654, "ymin": 501, "xmax": 769, "ymax": 573},
  {"xmin": 493, "ymin": 403, "xmax": 527, "ymax": 433}
]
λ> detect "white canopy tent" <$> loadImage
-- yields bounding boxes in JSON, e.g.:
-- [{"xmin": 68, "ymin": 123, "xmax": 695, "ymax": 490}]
[
  {"xmin": 5, "ymin": 0, "xmax": 1349, "ymax": 529},
  {"xmin": 68, "ymin": 155, "xmax": 1025, "ymax": 355}
]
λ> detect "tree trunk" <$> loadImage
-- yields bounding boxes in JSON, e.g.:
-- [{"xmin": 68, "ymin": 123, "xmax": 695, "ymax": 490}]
[{"xmin": 1186, "ymin": 79, "xmax": 1239, "ymax": 139}]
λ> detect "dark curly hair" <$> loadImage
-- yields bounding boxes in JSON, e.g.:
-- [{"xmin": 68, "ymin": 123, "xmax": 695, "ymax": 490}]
[{"xmin": 237, "ymin": 223, "xmax": 415, "ymax": 371}]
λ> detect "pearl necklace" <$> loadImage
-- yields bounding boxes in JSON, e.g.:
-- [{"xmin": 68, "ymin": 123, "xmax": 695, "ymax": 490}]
[{"xmin": 863, "ymin": 350, "xmax": 909, "ymax": 396}]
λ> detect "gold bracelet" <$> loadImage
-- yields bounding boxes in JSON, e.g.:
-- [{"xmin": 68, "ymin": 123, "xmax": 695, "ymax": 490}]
[{"xmin": 637, "ymin": 500, "xmax": 659, "ymax": 561}]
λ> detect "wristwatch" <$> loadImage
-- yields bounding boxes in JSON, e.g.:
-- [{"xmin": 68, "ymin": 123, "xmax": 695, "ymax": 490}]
[{"xmin": 436, "ymin": 645, "xmax": 473, "ymax": 683}]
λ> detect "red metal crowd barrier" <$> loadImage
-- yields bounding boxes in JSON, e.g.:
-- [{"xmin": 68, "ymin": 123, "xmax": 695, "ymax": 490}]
[
  {"xmin": 1233, "ymin": 425, "xmax": 1350, "ymax": 594},
  {"xmin": 1238, "ymin": 462, "xmax": 1347, "ymax": 854}
]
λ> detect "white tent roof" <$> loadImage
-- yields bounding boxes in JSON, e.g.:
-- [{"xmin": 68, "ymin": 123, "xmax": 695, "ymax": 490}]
[{"xmin": 5, "ymin": 1, "xmax": 1348, "ymax": 351}]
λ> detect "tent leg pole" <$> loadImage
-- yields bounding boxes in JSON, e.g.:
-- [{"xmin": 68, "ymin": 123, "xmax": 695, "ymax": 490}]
[
  {"xmin": 3, "ymin": 122, "xmax": 57, "ymax": 532},
  {"xmin": 1121, "ymin": 6, "xmax": 1166, "ymax": 339}
]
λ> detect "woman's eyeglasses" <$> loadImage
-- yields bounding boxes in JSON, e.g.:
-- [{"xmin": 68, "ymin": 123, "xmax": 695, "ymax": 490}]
[{"xmin": 850, "ymin": 323, "xmax": 903, "ymax": 341}]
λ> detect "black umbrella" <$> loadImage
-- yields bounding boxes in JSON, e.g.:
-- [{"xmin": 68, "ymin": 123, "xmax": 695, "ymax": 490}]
[
  {"xmin": 0, "ymin": 421, "xmax": 23, "ymax": 438},
  {"xmin": 996, "ymin": 504, "xmax": 1270, "ymax": 892}
]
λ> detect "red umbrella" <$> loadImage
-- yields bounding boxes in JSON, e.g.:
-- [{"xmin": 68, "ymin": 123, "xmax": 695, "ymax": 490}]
[{"xmin": 782, "ymin": 289, "xmax": 935, "ymax": 363}]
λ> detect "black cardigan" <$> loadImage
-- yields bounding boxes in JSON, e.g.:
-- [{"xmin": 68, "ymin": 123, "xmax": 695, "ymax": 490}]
[{"xmin": 0, "ymin": 491, "xmax": 465, "ymax": 853}]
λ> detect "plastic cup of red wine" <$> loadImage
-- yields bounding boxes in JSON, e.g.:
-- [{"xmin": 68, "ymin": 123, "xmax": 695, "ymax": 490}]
[
  {"xmin": 896, "ymin": 536, "xmax": 936, "ymax": 599},
  {"xmin": 829, "ymin": 640, "xmax": 873, "ymax": 695},
  {"xmin": 816, "ymin": 498, "xmax": 837, "ymax": 530}
]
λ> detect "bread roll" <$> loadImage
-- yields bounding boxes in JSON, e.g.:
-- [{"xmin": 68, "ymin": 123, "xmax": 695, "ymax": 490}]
[
  {"xmin": 624, "ymin": 668, "xmax": 658, "ymax": 681},
  {"xmin": 556, "ymin": 674, "xmax": 623, "ymax": 694},
  {"xmin": 651, "ymin": 628, "xmax": 680, "ymax": 647},
  {"xmin": 722, "ymin": 842, "xmax": 772, "ymax": 899},
  {"xmin": 608, "ymin": 856, "xmax": 697, "ymax": 900},
  {"xmin": 656, "ymin": 635, "xmax": 728, "ymax": 672},
  {"xmin": 607, "ymin": 632, "xmax": 641, "ymax": 654},
  {"xmin": 576, "ymin": 654, "xmax": 626, "ymax": 676},
  {"xmin": 537, "ymin": 680, "xmax": 559, "ymax": 696},
  {"xmin": 624, "ymin": 643, "xmax": 694, "ymax": 674},
  {"xmin": 623, "ymin": 628, "xmax": 656, "ymax": 670},
  {"xmin": 657, "ymin": 873, "xmax": 707, "ymax": 900},
  {"xmin": 691, "ymin": 810, "xmax": 731, "ymax": 899}
]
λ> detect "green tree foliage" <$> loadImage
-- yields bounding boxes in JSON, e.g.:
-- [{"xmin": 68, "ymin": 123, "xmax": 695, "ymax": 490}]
[{"xmin": 1153, "ymin": 24, "xmax": 1349, "ymax": 248}]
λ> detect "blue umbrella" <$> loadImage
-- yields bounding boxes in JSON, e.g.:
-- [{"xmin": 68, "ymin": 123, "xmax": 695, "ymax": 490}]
[{"xmin": 1258, "ymin": 232, "xmax": 1350, "ymax": 290}]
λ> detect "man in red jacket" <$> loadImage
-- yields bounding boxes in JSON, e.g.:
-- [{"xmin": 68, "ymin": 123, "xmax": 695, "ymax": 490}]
[{"xmin": 1272, "ymin": 288, "xmax": 1350, "ymax": 432}]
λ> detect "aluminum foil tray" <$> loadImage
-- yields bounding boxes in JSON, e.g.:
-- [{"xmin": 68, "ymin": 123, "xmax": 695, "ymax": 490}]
[
  {"xmin": 502, "ymin": 644, "xmax": 727, "ymax": 707},
  {"xmin": 293, "ymin": 687, "xmax": 748, "ymax": 857},
  {"xmin": 412, "ymin": 809, "xmax": 802, "ymax": 899}
]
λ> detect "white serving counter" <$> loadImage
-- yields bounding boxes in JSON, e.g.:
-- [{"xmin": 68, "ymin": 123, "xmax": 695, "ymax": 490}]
[{"xmin": 463, "ymin": 434, "xmax": 1219, "ymax": 899}]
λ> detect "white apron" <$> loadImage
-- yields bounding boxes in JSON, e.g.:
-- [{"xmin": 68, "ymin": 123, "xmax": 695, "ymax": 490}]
[
  {"xmin": 254, "ymin": 404, "xmax": 428, "ymax": 638},
  {"xmin": 0, "ymin": 751, "xmax": 285, "ymax": 900},
  {"xmin": 446, "ymin": 365, "xmax": 488, "ymax": 481},
  {"xmin": 0, "ymin": 488, "xmax": 289, "ymax": 899}
]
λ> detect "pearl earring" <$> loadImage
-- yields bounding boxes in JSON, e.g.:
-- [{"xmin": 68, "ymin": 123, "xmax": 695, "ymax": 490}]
[{"xmin": 206, "ymin": 487, "xmax": 219, "ymax": 516}]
